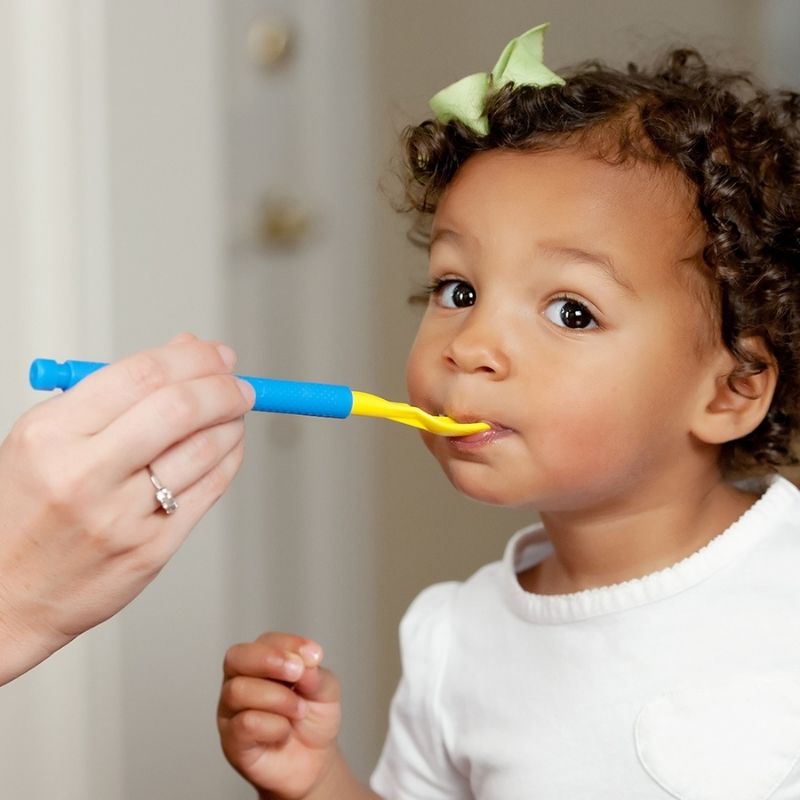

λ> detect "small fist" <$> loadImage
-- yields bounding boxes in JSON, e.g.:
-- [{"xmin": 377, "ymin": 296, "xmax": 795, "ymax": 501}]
[{"xmin": 218, "ymin": 632, "xmax": 342, "ymax": 799}]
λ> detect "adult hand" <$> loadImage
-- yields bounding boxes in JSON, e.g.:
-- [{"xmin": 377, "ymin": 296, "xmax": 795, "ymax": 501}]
[{"xmin": 0, "ymin": 333, "xmax": 254, "ymax": 684}]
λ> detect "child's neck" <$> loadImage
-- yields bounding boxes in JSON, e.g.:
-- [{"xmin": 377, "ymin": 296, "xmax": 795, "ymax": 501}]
[{"xmin": 520, "ymin": 472, "xmax": 759, "ymax": 596}]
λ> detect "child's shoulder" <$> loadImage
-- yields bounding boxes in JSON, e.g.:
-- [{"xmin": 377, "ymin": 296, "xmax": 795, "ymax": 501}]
[
  {"xmin": 399, "ymin": 522, "xmax": 545, "ymax": 636},
  {"xmin": 737, "ymin": 473, "xmax": 800, "ymax": 536},
  {"xmin": 739, "ymin": 473, "xmax": 800, "ymax": 566}
]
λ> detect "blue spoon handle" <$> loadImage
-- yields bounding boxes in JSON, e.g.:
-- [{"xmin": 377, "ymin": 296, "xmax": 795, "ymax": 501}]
[{"xmin": 29, "ymin": 358, "xmax": 354, "ymax": 419}]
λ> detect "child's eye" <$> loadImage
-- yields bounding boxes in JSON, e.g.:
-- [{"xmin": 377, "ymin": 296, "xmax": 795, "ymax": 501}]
[
  {"xmin": 544, "ymin": 297, "xmax": 598, "ymax": 330},
  {"xmin": 428, "ymin": 279, "xmax": 477, "ymax": 309}
]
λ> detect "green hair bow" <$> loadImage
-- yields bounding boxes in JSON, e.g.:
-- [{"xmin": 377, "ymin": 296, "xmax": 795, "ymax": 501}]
[{"xmin": 429, "ymin": 23, "xmax": 564, "ymax": 136}]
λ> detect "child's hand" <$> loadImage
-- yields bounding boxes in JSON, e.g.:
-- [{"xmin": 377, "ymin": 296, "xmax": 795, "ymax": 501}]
[{"xmin": 217, "ymin": 632, "xmax": 342, "ymax": 799}]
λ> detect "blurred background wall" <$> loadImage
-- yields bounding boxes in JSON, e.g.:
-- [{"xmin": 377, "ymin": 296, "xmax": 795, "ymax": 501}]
[{"xmin": 0, "ymin": 1, "xmax": 796, "ymax": 797}]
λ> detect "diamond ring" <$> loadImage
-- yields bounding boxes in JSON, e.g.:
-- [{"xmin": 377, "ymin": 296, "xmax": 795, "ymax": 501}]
[{"xmin": 147, "ymin": 468, "xmax": 179, "ymax": 515}]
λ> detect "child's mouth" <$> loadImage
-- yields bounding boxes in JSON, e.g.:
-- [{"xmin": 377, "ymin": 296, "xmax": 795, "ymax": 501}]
[{"xmin": 449, "ymin": 420, "xmax": 512, "ymax": 448}]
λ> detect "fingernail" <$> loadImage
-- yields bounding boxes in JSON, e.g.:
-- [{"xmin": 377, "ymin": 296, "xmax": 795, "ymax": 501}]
[
  {"xmin": 284, "ymin": 654, "xmax": 303, "ymax": 681},
  {"xmin": 216, "ymin": 344, "xmax": 237, "ymax": 369},
  {"xmin": 299, "ymin": 643, "xmax": 322, "ymax": 666},
  {"xmin": 237, "ymin": 379, "xmax": 255, "ymax": 407}
]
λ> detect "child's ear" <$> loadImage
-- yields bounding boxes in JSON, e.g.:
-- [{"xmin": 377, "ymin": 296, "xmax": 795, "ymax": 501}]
[{"xmin": 692, "ymin": 336, "xmax": 777, "ymax": 446}]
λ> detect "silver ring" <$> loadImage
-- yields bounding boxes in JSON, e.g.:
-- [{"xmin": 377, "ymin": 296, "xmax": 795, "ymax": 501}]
[{"xmin": 148, "ymin": 468, "xmax": 179, "ymax": 515}]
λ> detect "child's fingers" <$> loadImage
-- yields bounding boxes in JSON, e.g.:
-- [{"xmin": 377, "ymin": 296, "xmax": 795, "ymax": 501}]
[
  {"xmin": 294, "ymin": 665, "xmax": 340, "ymax": 705},
  {"xmin": 219, "ymin": 676, "xmax": 306, "ymax": 721},
  {"xmin": 223, "ymin": 633, "xmax": 323, "ymax": 682},
  {"xmin": 254, "ymin": 631, "xmax": 323, "ymax": 667},
  {"xmin": 225, "ymin": 708, "xmax": 294, "ymax": 749}
]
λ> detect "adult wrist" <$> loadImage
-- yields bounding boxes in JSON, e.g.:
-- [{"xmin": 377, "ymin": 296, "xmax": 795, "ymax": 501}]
[{"xmin": 0, "ymin": 576, "xmax": 67, "ymax": 685}]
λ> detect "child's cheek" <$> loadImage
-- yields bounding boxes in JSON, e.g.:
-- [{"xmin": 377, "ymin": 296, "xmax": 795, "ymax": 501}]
[
  {"xmin": 533, "ymin": 392, "xmax": 646, "ymax": 488},
  {"xmin": 539, "ymin": 405, "xmax": 614, "ymax": 465},
  {"xmin": 404, "ymin": 344, "xmax": 430, "ymax": 410},
  {"xmin": 539, "ymin": 383, "xmax": 689, "ymax": 504}
]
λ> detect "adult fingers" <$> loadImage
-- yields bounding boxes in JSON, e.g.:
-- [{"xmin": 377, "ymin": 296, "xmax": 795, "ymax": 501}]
[
  {"xmin": 146, "ymin": 417, "xmax": 245, "ymax": 500},
  {"xmin": 133, "ymin": 439, "xmax": 246, "ymax": 565},
  {"xmin": 49, "ymin": 338, "xmax": 239, "ymax": 434},
  {"xmin": 62, "ymin": 438, "xmax": 245, "ymax": 590},
  {"xmin": 94, "ymin": 372, "xmax": 253, "ymax": 481},
  {"xmin": 167, "ymin": 332, "xmax": 198, "ymax": 345}
]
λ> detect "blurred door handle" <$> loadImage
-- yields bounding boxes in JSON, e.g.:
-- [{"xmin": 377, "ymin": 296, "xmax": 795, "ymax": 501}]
[
  {"xmin": 247, "ymin": 17, "xmax": 292, "ymax": 69},
  {"xmin": 257, "ymin": 198, "xmax": 312, "ymax": 247}
]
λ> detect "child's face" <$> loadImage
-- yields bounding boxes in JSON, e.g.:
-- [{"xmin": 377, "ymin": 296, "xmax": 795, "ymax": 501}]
[{"xmin": 406, "ymin": 147, "xmax": 729, "ymax": 513}]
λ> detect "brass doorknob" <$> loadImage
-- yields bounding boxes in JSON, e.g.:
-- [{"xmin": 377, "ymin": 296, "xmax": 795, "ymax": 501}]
[
  {"xmin": 257, "ymin": 198, "xmax": 312, "ymax": 247},
  {"xmin": 246, "ymin": 18, "xmax": 292, "ymax": 69}
]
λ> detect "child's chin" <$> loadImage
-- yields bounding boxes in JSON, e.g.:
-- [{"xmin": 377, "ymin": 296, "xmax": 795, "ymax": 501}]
[{"xmin": 445, "ymin": 469, "xmax": 515, "ymax": 507}]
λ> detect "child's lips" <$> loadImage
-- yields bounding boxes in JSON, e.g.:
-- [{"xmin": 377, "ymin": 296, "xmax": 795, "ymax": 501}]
[{"xmin": 446, "ymin": 414, "xmax": 513, "ymax": 446}]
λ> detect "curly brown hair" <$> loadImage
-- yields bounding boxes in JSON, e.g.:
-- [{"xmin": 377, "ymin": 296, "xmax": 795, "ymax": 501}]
[{"xmin": 401, "ymin": 49, "xmax": 800, "ymax": 475}]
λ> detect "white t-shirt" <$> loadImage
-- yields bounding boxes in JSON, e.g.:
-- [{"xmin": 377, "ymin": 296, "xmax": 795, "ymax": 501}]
[{"xmin": 370, "ymin": 476, "xmax": 800, "ymax": 799}]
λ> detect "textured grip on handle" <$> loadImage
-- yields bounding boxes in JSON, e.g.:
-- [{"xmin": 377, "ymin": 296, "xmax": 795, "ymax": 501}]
[{"xmin": 238, "ymin": 376, "xmax": 353, "ymax": 418}]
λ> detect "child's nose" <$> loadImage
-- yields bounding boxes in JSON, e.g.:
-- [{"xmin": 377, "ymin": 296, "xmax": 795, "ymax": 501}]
[{"xmin": 443, "ymin": 315, "xmax": 510, "ymax": 379}]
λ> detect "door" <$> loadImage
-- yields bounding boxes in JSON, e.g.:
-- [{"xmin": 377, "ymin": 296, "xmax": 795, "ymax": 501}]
[{"xmin": 0, "ymin": 1, "xmax": 377, "ymax": 797}]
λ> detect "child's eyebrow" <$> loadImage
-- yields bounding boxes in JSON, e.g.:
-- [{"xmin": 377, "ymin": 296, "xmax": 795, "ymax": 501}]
[
  {"xmin": 429, "ymin": 230, "xmax": 637, "ymax": 295},
  {"xmin": 428, "ymin": 228, "xmax": 466, "ymax": 253},
  {"xmin": 539, "ymin": 244, "xmax": 636, "ymax": 294}
]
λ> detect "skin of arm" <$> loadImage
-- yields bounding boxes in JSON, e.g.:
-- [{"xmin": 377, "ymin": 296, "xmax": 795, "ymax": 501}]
[{"xmin": 218, "ymin": 632, "xmax": 380, "ymax": 800}]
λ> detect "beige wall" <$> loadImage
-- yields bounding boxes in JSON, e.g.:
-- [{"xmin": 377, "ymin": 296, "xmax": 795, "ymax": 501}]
[{"xmin": 364, "ymin": 0, "xmax": 765, "ymax": 768}]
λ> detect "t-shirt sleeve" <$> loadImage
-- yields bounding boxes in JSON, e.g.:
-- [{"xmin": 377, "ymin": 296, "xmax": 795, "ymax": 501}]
[{"xmin": 370, "ymin": 582, "xmax": 471, "ymax": 800}]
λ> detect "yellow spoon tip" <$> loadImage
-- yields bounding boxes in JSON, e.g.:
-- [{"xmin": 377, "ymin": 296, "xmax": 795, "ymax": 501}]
[{"xmin": 351, "ymin": 391, "xmax": 491, "ymax": 437}]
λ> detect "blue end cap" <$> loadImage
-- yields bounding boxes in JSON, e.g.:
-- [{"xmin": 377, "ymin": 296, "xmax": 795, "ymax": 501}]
[
  {"xmin": 29, "ymin": 358, "xmax": 62, "ymax": 390},
  {"xmin": 29, "ymin": 359, "xmax": 108, "ymax": 391}
]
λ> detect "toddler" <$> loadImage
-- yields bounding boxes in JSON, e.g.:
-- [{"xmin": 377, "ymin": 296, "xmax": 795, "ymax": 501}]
[{"xmin": 217, "ymin": 24, "xmax": 800, "ymax": 798}]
